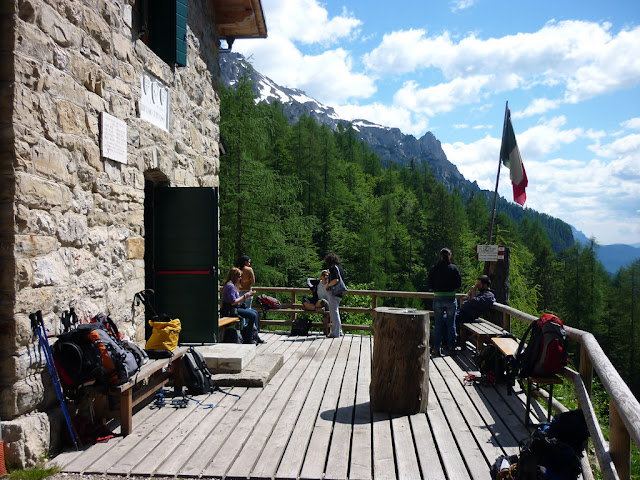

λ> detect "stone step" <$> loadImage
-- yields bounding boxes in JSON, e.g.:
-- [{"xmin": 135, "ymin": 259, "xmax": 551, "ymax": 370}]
[{"xmin": 196, "ymin": 344, "xmax": 257, "ymax": 374}]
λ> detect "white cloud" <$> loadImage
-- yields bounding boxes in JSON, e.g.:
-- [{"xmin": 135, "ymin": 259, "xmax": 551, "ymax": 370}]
[
  {"xmin": 234, "ymin": 0, "xmax": 372, "ymax": 106},
  {"xmin": 393, "ymin": 76, "xmax": 495, "ymax": 115},
  {"xmin": 363, "ymin": 20, "xmax": 640, "ymax": 111},
  {"xmin": 622, "ymin": 118, "xmax": 640, "ymax": 131},
  {"xmin": 513, "ymin": 98, "xmax": 561, "ymax": 119},
  {"xmin": 518, "ymin": 116, "xmax": 584, "ymax": 158},
  {"xmin": 450, "ymin": 0, "xmax": 477, "ymax": 12},
  {"xmin": 263, "ymin": 0, "xmax": 362, "ymax": 45},
  {"xmin": 334, "ymin": 103, "xmax": 429, "ymax": 136},
  {"xmin": 443, "ymin": 119, "xmax": 640, "ymax": 245}
]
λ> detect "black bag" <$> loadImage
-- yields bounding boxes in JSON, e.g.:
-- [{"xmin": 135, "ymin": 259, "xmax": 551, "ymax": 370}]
[
  {"xmin": 548, "ymin": 410, "xmax": 589, "ymax": 455},
  {"xmin": 220, "ymin": 302, "xmax": 238, "ymax": 317},
  {"xmin": 182, "ymin": 347, "xmax": 215, "ymax": 395},
  {"xmin": 290, "ymin": 317, "xmax": 311, "ymax": 336},
  {"xmin": 222, "ymin": 327, "xmax": 243, "ymax": 344},
  {"xmin": 52, "ymin": 315, "xmax": 139, "ymax": 389},
  {"xmin": 518, "ymin": 426, "xmax": 582, "ymax": 480},
  {"xmin": 472, "ymin": 340, "xmax": 512, "ymax": 380}
]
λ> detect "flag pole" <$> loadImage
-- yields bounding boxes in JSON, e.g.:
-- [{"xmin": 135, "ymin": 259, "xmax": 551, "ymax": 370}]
[{"xmin": 487, "ymin": 101, "xmax": 509, "ymax": 245}]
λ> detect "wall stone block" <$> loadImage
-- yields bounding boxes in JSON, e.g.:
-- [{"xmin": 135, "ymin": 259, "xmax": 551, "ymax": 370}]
[
  {"xmin": 0, "ymin": 374, "xmax": 45, "ymax": 419},
  {"xmin": 32, "ymin": 251, "xmax": 71, "ymax": 287},
  {"xmin": 127, "ymin": 237, "xmax": 144, "ymax": 260},
  {"xmin": 15, "ymin": 172, "xmax": 68, "ymax": 209},
  {"xmin": 38, "ymin": 2, "xmax": 81, "ymax": 48},
  {"xmin": 15, "ymin": 235, "xmax": 58, "ymax": 257},
  {"xmin": 16, "ymin": 21, "xmax": 54, "ymax": 64},
  {"xmin": 81, "ymin": 6, "xmax": 111, "ymax": 54},
  {"xmin": 2, "ymin": 412, "xmax": 50, "ymax": 467},
  {"xmin": 56, "ymin": 99, "xmax": 87, "ymax": 135},
  {"xmin": 54, "ymin": 211, "xmax": 88, "ymax": 247},
  {"xmin": 4, "ymin": 346, "xmax": 46, "ymax": 384}
]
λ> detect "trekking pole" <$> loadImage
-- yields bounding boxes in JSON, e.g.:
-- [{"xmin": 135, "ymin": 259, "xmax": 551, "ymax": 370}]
[{"xmin": 30, "ymin": 311, "xmax": 78, "ymax": 449}]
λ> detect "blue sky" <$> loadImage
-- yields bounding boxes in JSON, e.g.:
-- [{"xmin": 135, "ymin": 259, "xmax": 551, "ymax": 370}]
[{"xmin": 234, "ymin": 0, "xmax": 640, "ymax": 246}]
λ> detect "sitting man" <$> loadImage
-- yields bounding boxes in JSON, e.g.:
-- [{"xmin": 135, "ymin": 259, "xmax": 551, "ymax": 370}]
[{"xmin": 457, "ymin": 274, "xmax": 496, "ymax": 324}]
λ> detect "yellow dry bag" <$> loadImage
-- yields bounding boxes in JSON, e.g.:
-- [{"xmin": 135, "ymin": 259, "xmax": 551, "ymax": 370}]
[{"xmin": 146, "ymin": 318, "xmax": 181, "ymax": 352}]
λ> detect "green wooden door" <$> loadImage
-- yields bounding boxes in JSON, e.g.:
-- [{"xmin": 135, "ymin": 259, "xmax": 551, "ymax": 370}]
[{"xmin": 152, "ymin": 187, "xmax": 218, "ymax": 343}]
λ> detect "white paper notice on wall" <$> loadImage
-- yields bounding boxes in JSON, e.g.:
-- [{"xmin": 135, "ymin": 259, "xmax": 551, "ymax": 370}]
[
  {"xmin": 101, "ymin": 112, "xmax": 128, "ymax": 164},
  {"xmin": 140, "ymin": 72, "xmax": 170, "ymax": 131}
]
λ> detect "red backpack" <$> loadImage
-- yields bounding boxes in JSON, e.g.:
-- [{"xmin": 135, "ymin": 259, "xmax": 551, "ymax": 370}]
[
  {"xmin": 514, "ymin": 314, "xmax": 569, "ymax": 377},
  {"xmin": 256, "ymin": 294, "xmax": 282, "ymax": 310}
]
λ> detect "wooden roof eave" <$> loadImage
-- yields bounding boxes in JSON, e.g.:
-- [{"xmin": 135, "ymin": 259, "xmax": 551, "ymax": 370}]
[{"xmin": 212, "ymin": 0, "xmax": 267, "ymax": 40}]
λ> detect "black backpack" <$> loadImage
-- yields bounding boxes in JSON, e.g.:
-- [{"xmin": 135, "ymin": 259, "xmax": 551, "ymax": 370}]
[
  {"xmin": 182, "ymin": 347, "xmax": 215, "ymax": 395},
  {"xmin": 52, "ymin": 314, "xmax": 139, "ymax": 389},
  {"xmin": 514, "ymin": 314, "xmax": 568, "ymax": 378},
  {"xmin": 290, "ymin": 317, "xmax": 311, "ymax": 336},
  {"xmin": 518, "ymin": 426, "xmax": 581, "ymax": 480},
  {"xmin": 471, "ymin": 334, "xmax": 515, "ymax": 380},
  {"xmin": 222, "ymin": 327, "xmax": 243, "ymax": 344}
]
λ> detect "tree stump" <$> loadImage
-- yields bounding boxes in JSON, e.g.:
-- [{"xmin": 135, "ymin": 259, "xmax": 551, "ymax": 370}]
[{"xmin": 370, "ymin": 307, "xmax": 430, "ymax": 414}]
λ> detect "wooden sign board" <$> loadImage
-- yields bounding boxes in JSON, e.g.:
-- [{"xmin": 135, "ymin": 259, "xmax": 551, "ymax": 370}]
[{"xmin": 475, "ymin": 244, "xmax": 505, "ymax": 262}]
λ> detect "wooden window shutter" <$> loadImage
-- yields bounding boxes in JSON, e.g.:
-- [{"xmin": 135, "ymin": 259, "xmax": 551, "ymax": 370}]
[
  {"xmin": 148, "ymin": 0, "xmax": 188, "ymax": 66},
  {"xmin": 175, "ymin": 0, "xmax": 187, "ymax": 66}
]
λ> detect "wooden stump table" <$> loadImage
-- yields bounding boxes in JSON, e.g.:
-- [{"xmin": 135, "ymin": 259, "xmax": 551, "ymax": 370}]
[{"xmin": 370, "ymin": 307, "xmax": 430, "ymax": 414}]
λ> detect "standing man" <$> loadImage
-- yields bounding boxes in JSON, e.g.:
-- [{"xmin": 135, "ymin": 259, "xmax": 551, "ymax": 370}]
[{"xmin": 428, "ymin": 248, "xmax": 462, "ymax": 356}]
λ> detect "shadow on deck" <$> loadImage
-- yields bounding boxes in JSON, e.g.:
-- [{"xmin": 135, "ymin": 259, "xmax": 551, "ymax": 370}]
[{"xmin": 51, "ymin": 332, "xmax": 546, "ymax": 479}]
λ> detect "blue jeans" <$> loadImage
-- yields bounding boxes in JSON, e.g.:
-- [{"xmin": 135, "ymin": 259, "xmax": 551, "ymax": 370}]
[
  {"xmin": 433, "ymin": 297, "xmax": 457, "ymax": 350},
  {"xmin": 237, "ymin": 307, "xmax": 258, "ymax": 338}
]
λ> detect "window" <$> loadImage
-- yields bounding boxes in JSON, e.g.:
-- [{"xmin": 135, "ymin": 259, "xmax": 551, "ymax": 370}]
[{"xmin": 137, "ymin": 0, "xmax": 187, "ymax": 67}]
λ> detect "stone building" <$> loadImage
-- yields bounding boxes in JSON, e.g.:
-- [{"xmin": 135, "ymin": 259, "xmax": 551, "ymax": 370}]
[{"xmin": 0, "ymin": 0, "xmax": 266, "ymax": 467}]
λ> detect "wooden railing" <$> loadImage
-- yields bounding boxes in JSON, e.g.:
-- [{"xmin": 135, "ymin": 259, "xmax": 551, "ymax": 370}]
[
  {"xmin": 237, "ymin": 286, "xmax": 638, "ymax": 479},
  {"xmin": 248, "ymin": 286, "xmax": 467, "ymax": 332},
  {"xmin": 493, "ymin": 303, "xmax": 639, "ymax": 480}
]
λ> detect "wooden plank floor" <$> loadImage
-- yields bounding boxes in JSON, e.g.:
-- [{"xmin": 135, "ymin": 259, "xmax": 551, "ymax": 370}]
[{"xmin": 51, "ymin": 332, "xmax": 544, "ymax": 479}]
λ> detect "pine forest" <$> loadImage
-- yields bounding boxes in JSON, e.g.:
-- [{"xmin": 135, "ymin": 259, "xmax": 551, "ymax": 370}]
[{"xmin": 218, "ymin": 75, "xmax": 640, "ymax": 405}]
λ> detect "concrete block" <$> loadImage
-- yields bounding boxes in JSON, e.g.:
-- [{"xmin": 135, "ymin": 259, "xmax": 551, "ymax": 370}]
[
  {"xmin": 196, "ymin": 344, "xmax": 256, "ymax": 374},
  {"xmin": 210, "ymin": 354, "xmax": 284, "ymax": 388}
]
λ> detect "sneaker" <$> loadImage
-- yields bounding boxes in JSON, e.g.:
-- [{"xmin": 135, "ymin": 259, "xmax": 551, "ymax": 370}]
[{"xmin": 430, "ymin": 348, "xmax": 441, "ymax": 357}]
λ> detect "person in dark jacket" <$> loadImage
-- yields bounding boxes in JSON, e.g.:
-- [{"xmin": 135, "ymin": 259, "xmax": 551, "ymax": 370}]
[
  {"xmin": 428, "ymin": 248, "xmax": 462, "ymax": 356},
  {"xmin": 324, "ymin": 253, "xmax": 346, "ymax": 338},
  {"xmin": 457, "ymin": 274, "xmax": 496, "ymax": 324}
]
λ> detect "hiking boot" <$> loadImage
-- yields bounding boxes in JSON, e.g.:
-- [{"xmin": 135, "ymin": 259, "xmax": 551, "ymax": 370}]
[
  {"xmin": 254, "ymin": 335, "xmax": 265, "ymax": 344},
  {"xmin": 431, "ymin": 348, "xmax": 441, "ymax": 357}
]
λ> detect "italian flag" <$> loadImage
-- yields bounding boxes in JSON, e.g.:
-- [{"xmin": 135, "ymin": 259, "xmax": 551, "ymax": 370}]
[{"xmin": 500, "ymin": 109, "xmax": 528, "ymax": 206}]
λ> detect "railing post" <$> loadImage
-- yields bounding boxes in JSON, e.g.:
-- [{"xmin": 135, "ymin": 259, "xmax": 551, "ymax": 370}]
[
  {"xmin": 609, "ymin": 401, "xmax": 630, "ymax": 480},
  {"xmin": 371, "ymin": 294, "xmax": 377, "ymax": 309},
  {"xmin": 290, "ymin": 291, "xmax": 296, "ymax": 325},
  {"xmin": 580, "ymin": 346, "xmax": 593, "ymax": 398},
  {"xmin": 502, "ymin": 311, "xmax": 510, "ymax": 332}
]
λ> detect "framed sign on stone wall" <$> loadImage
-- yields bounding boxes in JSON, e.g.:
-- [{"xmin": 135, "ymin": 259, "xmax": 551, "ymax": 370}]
[{"xmin": 100, "ymin": 112, "xmax": 128, "ymax": 164}]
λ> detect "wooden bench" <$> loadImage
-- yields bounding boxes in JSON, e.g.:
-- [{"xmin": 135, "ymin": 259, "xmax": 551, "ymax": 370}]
[
  {"xmin": 219, "ymin": 316, "xmax": 240, "ymax": 327},
  {"xmin": 109, "ymin": 346, "xmax": 188, "ymax": 435},
  {"xmin": 461, "ymin": 320, "xmax": 506, "ymax": 350},
  {"xmin": 490, "ymin": 336, "xmax": 562, "ymax": 424}
]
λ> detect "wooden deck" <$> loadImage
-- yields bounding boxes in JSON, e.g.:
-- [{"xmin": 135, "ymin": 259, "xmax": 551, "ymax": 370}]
[{"xmin": 51, "ymin": 332, "xmax": 548, "ymax": 479}]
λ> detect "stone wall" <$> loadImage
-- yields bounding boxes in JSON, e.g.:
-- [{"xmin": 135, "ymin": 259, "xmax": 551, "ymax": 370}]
[{"xmin": 0, "ymin": 0, "xmax": 221, "ymax": 466}]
